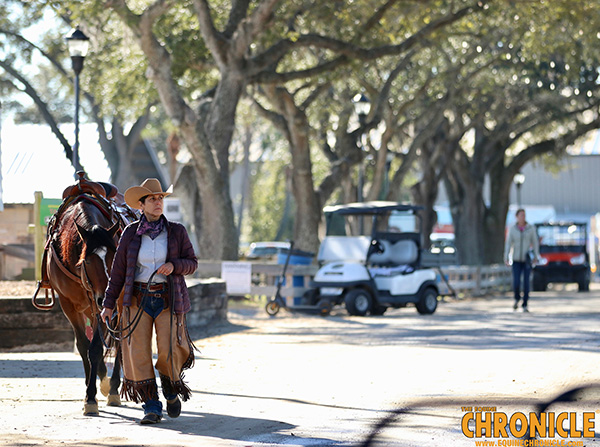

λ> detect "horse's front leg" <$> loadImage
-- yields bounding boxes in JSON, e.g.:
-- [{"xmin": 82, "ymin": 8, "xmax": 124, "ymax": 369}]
[
  {"xmin": 83, "ymin": 325, "xmax": 103, "ymax": 416},
  {"xmin": 107, "ymin": 346, "xmax": 122, "ymax": 407}
]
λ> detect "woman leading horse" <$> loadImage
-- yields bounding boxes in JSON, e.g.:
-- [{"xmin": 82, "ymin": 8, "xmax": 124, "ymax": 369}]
[
  {"xmin": 38, "ymin": 174, "xmax": 129, "ymax": 415},
  {"xmin": 101, "ymin": 178, "xmax": 198, "ymax": 425}
]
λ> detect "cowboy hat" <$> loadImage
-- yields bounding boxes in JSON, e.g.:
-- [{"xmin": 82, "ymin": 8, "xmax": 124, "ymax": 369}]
[{"xmin": 124, "ymin": 178, "xmax": 173, "ymax": 209}]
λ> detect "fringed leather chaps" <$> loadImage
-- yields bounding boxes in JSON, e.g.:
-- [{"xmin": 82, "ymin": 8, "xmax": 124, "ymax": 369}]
[{"xmin": 119, "ymin": 301, "xmax": 194, "ymax": 403}]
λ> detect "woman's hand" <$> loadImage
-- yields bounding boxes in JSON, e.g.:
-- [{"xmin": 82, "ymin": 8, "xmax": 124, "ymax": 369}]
[
  {"xmin": 157, "ymin": 262, "xmax": 174, "ymax": 276},
  {"xmin": 100, "ymin": 307, "xmax": 113, "ymax": 324}
]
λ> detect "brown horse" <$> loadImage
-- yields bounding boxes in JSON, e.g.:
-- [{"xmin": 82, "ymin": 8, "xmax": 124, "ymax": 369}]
[{"xmin": 43, "ymin": 194, "xmax": 124, "ymax": 415}]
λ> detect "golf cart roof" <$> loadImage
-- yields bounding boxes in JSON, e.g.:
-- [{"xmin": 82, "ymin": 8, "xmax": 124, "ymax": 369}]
[{"xmin": 323, "ymin": 201, "xmax": 423, "ymax": 215}]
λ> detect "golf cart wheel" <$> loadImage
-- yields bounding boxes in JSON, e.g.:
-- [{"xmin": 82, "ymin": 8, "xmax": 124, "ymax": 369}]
[
  {"xmin": 416, "ymin": 287, "xmax": 438, "ymax": 315},
  {"xmin": 265, "ymin": 301, "xmax": 281, "ymax": 316},
  {"xmin": 370, "ymin": 303, "xmax": 388, "ymax": 316},
  {"xmin": 344, "ymin": 289, "xmax": 372, "ymax": 316},
  {"xmin": 317, "ymin": 299, "xmax": 332, "ymax": 316}
]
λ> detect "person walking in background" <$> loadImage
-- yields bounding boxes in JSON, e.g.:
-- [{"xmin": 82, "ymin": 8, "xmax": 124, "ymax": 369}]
[
  {"xmin": 101, "ymin": 178, "xmax": 198, "ymax": 425},
  {"xmin": 504, "ymin": 208, "xmax": 540, "ymax": 312}
]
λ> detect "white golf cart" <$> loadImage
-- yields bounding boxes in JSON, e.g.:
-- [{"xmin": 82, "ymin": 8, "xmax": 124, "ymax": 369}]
[{"xmin": 306, "ymin": 201, "xmax": 440, "ymax": 316}]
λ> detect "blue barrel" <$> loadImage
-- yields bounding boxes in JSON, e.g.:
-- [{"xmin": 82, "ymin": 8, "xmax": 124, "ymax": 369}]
[{"xmin": 277, "ymin": 248, "xmax": 314, "ymax": 305}]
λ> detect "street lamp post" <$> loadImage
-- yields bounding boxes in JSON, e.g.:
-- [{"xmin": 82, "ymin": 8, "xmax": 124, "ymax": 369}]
[
  {"xmin": 352, "ymin": 93, "xmax": 370, "ymax": 203},
  {"xmin": 383, "ymin": 152, "xmax": 394, "ymax": 199},
  {"xmin": 65, "ymin": 27, "xmax": 89, "ymax": 176},
  {"xmin": 514, "ymin": 172, "xmax": 525, "ymax": 207},
  {"xmin": 353, "ymin": 93, "xmax": 370, "ymax": 235}
]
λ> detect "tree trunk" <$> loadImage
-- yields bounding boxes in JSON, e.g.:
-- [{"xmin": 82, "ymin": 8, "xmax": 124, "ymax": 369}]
[
  {"xmin": 275, "ymin": 167, "xmax": 294, "ymax": 241},
  {"xmin": 108, "ymin": 120, "xmax": 138, "ymax": 190},
  {"xmin": 173, "ymin": 164, "xmax": 203, "ymax": 250},
  {"xmin": 287, "ymin": 111, "xmax": 321, "ymax": 254},
  {"xmin": 485, "ymin": 162, "xmax": 512, "ymax": 264},
  {"xmin": 444, "ymin": 172, "xmax": 486, "ymax": 266},
  {"xmin": 236, "ymin": 126, "xmax": 252, "ymax": 237},
  {"xmin": 411, "ymin": 169, "xmax": 439, "ymax": 248},
  {"xmin": 136, "ymin": 35, "xmax": 240, "ymax": 259},
  {"xmin": 179, "ymin": 119, "xmax": 239, "ymax": 260},
  {"xmin": 261, "ymin": 87, "xmax": 321, "ymax": 253}
]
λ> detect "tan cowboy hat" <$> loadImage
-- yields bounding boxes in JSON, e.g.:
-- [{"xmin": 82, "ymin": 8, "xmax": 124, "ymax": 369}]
[{"xmin": 124, "ymin": 178, "xmax": 173, "ymax": 209}]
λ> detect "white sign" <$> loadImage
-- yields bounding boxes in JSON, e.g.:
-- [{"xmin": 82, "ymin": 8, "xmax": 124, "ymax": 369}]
[
  {"xmin": 163, "ymin": 198, "xmax": 182, "ymax": 222},
  {"xmin": 221, "ymin": 261, "xmax": 252, "ymax": 294}
]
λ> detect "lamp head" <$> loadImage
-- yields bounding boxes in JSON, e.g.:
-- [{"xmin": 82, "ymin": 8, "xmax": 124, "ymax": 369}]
[
  {"xmin": 352, "ymin": 93, "xmax": 370, "ymax": 117},
  {"xmin": 66, "ymin": 27, "xmax": 90, "ymax": 58},
  {"xmin": 513, "ymin": 173, "xmax": 525, "ymax": 186}
]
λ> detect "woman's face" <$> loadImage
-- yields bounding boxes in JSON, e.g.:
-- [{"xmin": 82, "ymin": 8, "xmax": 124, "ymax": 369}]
[
  {"xmin": 140, "ymin": 194, "xmax": 164, "ymax": 221},
  {"xmin": 516, "ymin": 210, "xmax": 526, "ymax": 225}
]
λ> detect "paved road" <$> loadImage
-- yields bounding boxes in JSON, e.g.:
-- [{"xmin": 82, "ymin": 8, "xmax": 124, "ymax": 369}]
[{"xmin": 1, "ymin": 285, "xmax": 600, "ymax": 446}]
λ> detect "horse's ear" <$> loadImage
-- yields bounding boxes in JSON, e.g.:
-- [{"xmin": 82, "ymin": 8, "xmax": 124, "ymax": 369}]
[
  {"xmin": 76, "ymin": 223, "xmax": 89, "ymax": 241},
  {"xmin": 108, "ymin": 221, "xmax": 120, "ymax": 238}
]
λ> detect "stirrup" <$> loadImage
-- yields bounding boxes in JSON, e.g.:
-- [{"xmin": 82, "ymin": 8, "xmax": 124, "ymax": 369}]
[{"xmin": 32, "ymin": 281, "xmax": 56, "ymax": 311}]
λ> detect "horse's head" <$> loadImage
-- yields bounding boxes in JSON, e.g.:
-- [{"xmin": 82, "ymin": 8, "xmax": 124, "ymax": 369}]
[{"xmin": 76, "ymin": 221, "xmax": 120, "ymax": 304}]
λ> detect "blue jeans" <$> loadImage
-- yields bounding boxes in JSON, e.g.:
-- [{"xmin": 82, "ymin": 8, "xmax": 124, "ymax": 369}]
[
  {"xmin": 512, "ymin": 261, "xmax": 531, "ymax": 306},
  {"xmin": 143, "ymin": 294, "xmax": 165, "ymax": 319},
  {"xmin": 143, "ymin": 399, "xmax": 163, "ymax": 416}
]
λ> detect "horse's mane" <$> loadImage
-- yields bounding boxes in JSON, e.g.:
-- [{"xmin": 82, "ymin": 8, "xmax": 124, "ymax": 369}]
[{"xmin": 58, "ymin": 201, "xmax": 114, "ymax": 266}]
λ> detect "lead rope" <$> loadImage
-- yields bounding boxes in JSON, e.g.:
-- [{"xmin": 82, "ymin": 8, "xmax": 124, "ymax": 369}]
[
  {"xmin": 169, "ymin": 274, "xmax": 177, "ymax": 394},
  {"xmin": 99, "ymin": 269, "xmax": 159, "ymax": 342}
]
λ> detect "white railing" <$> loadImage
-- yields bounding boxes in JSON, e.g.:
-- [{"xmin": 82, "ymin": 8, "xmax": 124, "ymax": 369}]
[{"xmin": 194, "ymin": 261, "xmax": 512, "ymax": 299}]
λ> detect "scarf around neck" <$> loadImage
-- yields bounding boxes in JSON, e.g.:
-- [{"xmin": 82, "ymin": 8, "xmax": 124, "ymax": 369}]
[{"xmin": 136, "ymin": 215, "xmax": 165, "ymax": 240}]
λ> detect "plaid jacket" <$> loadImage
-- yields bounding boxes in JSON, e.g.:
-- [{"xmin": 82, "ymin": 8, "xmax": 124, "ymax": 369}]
[{"xmin": 103, "ymin": 216, "xmax": 198, "ymax": 314}]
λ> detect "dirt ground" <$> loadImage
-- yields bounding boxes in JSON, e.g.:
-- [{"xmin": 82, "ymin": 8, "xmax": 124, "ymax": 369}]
[{"xmin": 0, "ymin": 280, "xmax": 37, "ymax": 297}]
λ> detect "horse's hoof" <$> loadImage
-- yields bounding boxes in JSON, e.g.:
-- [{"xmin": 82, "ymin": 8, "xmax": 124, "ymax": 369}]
[
  {"xmin": 83, "ymin": 402, "xmax": 99, "ymax": 416},
  {"xmin": 100, "ymin": 377, "xmax": 110, "ymax": 397},
  {"xmin": 106, "ymin": 394, "xmax": 121, "ymax": 407}
]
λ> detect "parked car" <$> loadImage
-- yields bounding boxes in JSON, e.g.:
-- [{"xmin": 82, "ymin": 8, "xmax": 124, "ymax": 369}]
[
  {"xmin": 533, "ymin": 222, "xmax": 590, "ymax": 292},
  {"xmin": 422, "ymin": 235, "xmax": 459, "ymax": 267},
  {"xmin": 245, "ymin": 241, "xmax": 291, "ymax": 260}
]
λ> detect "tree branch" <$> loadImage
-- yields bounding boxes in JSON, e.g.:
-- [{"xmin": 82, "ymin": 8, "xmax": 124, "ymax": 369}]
[
  {"xmin": 507, "ymin": 114, "xmax": 600, "ymax": 177},
  {"xmin": 252, "ymin": 55, "xmax": 349, "ymax": 84},
  {"xmin": 0, "ymin": 60, "xmax": 74, "ymax": 165},
  {"xmin": 300, "ymin": 82, "xmax": 331, "ymax": 111},
  {"xmin": 249, "ymin": 2, "xmax": 479, "ymax": 76},
  {"xmin": 242, "ymin": 0, "xmax": 280, "ymax": 43},
  {"xmin": 250, "ymin": 94, "xmax": 289, "ymax": 137},
  {"xmin": 145, "ymin": 0, "xmax": 175, "ymax": 24},
  {"xmin": 192, "ymin": 0, "xmax": 228, "ymax": 66},
  {"xmin": 223, "ymin": 0, "xmax": 251, "ymax": 38}
]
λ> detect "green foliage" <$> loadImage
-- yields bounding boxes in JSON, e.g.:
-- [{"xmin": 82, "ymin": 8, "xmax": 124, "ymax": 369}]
[
  {"xmin": 246, "ymin": 159, "xmax": 292, "ymax": 243},
  {"xmin": 4, "ymin": 0, "xmax": 600, "ymax": 251}
]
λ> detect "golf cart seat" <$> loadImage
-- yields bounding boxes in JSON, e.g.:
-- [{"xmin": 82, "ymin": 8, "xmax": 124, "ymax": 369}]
[{"xmin": 368, "ymin": 239, "xmax": 418, "ymax": 276}]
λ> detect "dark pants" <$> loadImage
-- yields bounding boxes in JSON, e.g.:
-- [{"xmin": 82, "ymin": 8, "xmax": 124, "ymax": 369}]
[{"xmin": 512, "ymin": 261, "xmax": 531, "ymax": 307}]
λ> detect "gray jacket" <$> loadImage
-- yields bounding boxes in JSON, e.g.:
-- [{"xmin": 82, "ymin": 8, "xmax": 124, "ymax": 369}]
[{"xmin": 504, "ymin": 223, "xmax": 540, "ymax": 263}]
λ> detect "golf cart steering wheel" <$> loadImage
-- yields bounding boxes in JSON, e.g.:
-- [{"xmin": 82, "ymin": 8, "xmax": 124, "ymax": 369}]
[{"xmin": 370, "ymin": 239, "xmax": 385, "ymax": 255}]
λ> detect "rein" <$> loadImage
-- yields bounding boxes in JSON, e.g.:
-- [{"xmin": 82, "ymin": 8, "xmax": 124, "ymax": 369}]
[
  {"xmin": 100, "ymin": 270, "xmax": 160, "ymax": 342},
  {"xmin": 50, "ymin": 243, "xmax": 82, "ymax": 284}
]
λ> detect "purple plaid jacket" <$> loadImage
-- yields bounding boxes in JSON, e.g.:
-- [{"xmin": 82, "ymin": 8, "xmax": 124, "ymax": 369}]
[{"xmin": 103, "ymin": 216, "xmax": 198, "ymax": 314}]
